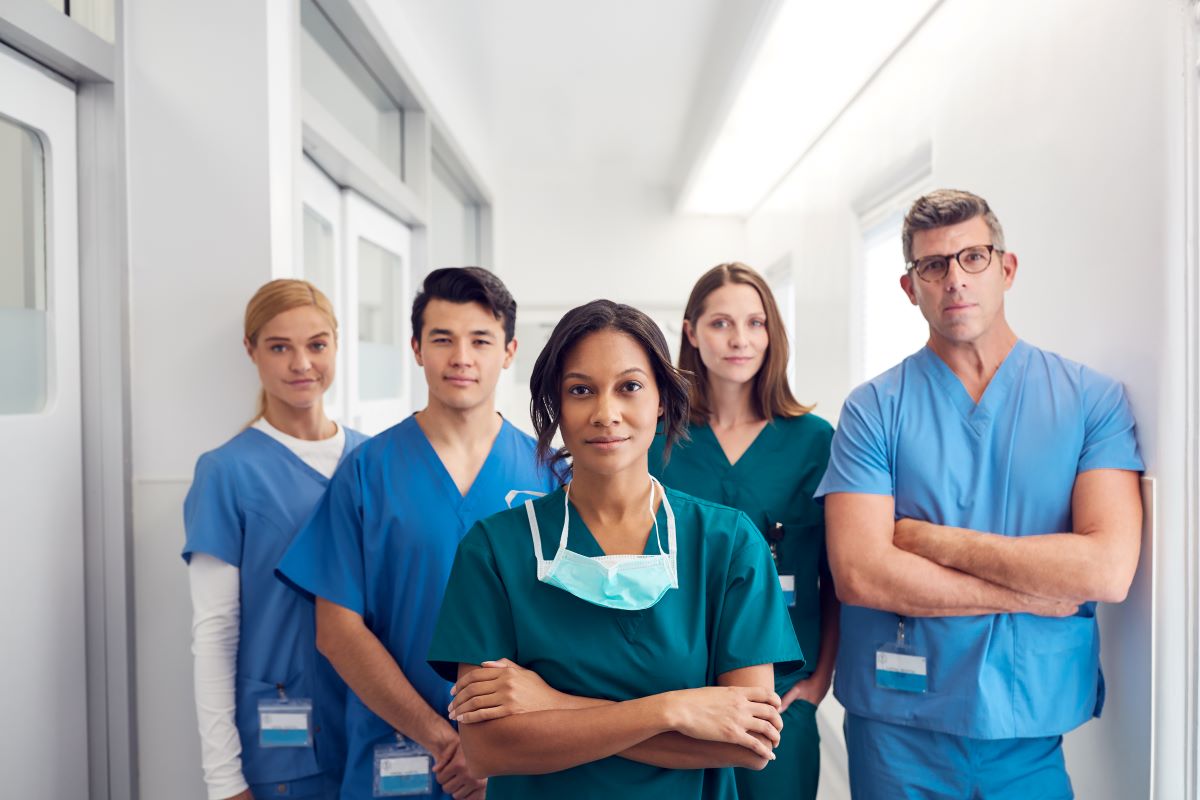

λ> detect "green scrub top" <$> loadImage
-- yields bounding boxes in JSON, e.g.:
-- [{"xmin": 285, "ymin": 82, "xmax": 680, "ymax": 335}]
[
  {"xmin": 428, "ymin": 486, "xmax": 803, "ymax": 800},
  {"xmin": 650, "ymin": 414, "xmax": 834, "ymax": 692}
]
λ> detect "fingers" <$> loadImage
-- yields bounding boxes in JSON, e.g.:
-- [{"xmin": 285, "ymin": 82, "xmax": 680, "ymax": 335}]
[
  {"xmin": 736, "ymin": 730, "xmax": 776, "ymax": 762},
  {"xmin": 746, "ymin": 717, "xmax": 782, "ymax": 747},
  {"xmin": 733, "ymin": 686, "xmax": 782, "ymax": 708},
  {"xmin": 453, "ymin": 701, "xmax": 514, "ymax": 724},
  {"xmin": 747, "ymin": 701, "xmax": 783, "ymax": 731},
  {"xmin": 451, "ymin": 667, "xmax": 504, "ymax": 697},
  {"xmin": 449, "ymin": 679, "xmax": 501, "ymax": 715},
  {"xmin": 481, "ymin": 657, "xmax": 518, "ymax": 669}
]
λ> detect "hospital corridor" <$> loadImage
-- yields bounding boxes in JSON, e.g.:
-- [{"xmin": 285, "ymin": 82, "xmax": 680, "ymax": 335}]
[{"xmin": 0, "ymin": 0, "xmax": 1195, "ymax": 797}]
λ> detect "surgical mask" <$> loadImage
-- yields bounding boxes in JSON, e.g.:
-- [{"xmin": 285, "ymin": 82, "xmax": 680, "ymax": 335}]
[{"xmin": 526, "ymin": 477, "xmax": 678, "ymax": 611}]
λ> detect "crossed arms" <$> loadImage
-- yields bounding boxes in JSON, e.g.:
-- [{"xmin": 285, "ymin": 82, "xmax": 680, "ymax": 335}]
[
  {"xmin": 825, "ymin": 468, "xmax": 1143, "ymax": 617},
  {"xmin": 451, "ymin": 661, "xmax": 784, "ymax": 778}
]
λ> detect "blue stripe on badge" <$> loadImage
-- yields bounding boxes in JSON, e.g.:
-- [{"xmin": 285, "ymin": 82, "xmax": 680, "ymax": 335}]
[
  {"xmin": 261, "ymin": 728, "xmax": 310, "ymax": 747},
  {"xmin": 877, "ymin": 669, "xmax": 927, "ymax": 693}
]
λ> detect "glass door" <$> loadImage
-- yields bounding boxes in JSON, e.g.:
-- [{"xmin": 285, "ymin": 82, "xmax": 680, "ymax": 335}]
[
  {"xmin": 343, "ymin": 190, "xmax": 412, "ymax": 434},
  {"xmin": 0, "ymin": 42, "xmax": 86, "ymax": 799}
]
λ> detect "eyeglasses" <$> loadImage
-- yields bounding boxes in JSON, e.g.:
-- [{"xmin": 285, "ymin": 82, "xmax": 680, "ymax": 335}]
[{"xmin": 906, "ymin": 244, "xmax": 999, "ymax": 282}]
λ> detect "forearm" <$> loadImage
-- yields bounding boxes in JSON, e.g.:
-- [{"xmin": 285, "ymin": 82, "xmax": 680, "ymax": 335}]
[
  {"xmin": 188, "ymin": 556, "xmax": 249, "ymax": 800},
  {"xmin": 905, "ymin": 523, "xmax": 1113, "ymax": 603},
  {"xmin": 460, "ymin": 696, "xmax": 672, "ymax": 776},
  {"xmin": 839, "ymin": 543, "xmax": 1051, "ymax": 617},
  {"xmin": 316, "ymin": 601, "xmax": 451, "ymax": 753},
  {"xmin": 524, "ymin": 691, "xmax": 764, "ymax": 769}
]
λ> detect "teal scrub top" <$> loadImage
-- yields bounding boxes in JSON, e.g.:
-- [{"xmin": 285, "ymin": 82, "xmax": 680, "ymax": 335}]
[
  {"xmin": 650, "ymin": 414, "xmax": 834, "ymax": 692},
  {"xmin": 428, "ymin": 486, "xmax": 804, "ymax": 800},
  {"xmin": 816, "ymin": 341, "xmax": 1143, "ymax": 739}
]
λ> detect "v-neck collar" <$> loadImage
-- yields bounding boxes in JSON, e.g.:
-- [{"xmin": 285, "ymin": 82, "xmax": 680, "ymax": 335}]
[
  {"xmin": 244, "ymin": 426, "xmax": 348, "ymax": 485},
  {"xmin": 557, "ymin": 487, "xmax": 668, "ymax": 558},
  {"xmin": 407, "ymin": 414, "xmax": 510, "ymax": 518},
  {"xmin": 696, "ymin": 419, "xmax": 779, "ymax": 471},
  {"xmin": 918, "ymin": 339, "xmax": 1029, "ymax": 435}
]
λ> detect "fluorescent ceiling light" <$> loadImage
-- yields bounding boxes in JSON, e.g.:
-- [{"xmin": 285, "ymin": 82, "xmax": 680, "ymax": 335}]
[{"xmin": 680, "ymin": 0, "xmax": 939, "ymax": 216}]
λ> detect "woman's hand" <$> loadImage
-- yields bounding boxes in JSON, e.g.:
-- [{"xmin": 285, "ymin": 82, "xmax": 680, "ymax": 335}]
[
  {"xmin": 780, "ymin": 674, "xmax": 830, "ymax": 712},
  {"xmin": 449, "ymin": 658, "xmax": 572, "ymax": 723},
  {"xmin": 662, "ymin": 686, "xmax": 783, "ymax": 761}
]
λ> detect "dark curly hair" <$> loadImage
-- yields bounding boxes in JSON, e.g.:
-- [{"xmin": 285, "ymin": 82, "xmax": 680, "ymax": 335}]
[{"xmin": 529, "ymin": 300, "xmax": 690, "ymax": 481}]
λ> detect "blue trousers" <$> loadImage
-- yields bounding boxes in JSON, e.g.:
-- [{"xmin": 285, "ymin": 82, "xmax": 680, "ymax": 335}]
[{"xmin": 845, "ymin": 713, "xmax": 1074, "ymax": 800}]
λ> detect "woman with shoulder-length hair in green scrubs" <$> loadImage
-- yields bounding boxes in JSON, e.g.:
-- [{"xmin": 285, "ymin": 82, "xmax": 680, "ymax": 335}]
[
  {"xmin": 426, "ymin": 299, "xmax": 804, "ymax": 799},
  {"xmin": 650, "ymin": 262, "xmax": 838, "ymax": 800}
]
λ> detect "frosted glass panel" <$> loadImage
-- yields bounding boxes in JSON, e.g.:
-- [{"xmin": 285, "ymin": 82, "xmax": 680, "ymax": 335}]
[
  {"xmin": 0, "ymin": 116, "xmax": 47, "ymax": 414},
  {"xmin": 431, "ymin": 155, "xmax": 480, "ymax": 268},
  {"xmin": 302, "ymin": 205, "xmax": 336, "ymax": 298},
  {"xmin": 358, "ymin": 238, "xmax": 404, "ymax": 401},
  {"xmin": 301, "ymin": 0, "xmax": 403, "ymax": 178}
]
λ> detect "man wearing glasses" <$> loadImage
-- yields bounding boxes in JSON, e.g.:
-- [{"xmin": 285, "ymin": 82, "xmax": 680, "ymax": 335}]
[{"xmin": 816, "ymin": 189, "xmax": 1143, "ymax": 798}]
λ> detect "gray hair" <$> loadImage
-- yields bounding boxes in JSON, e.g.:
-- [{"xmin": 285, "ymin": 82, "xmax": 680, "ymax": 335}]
[{"xmin": 902, "ymin": 189, "xmax": 1005, "ymax": 263}]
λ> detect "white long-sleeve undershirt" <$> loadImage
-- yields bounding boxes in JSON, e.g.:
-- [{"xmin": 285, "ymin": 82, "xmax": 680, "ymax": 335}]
[{"xmin": 189, "ymin": 420, "xmax": 344, "ymax": 799}]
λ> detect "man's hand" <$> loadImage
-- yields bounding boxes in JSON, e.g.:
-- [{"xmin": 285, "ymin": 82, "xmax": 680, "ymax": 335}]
[
  {"xmin": 449, "ymin": 658, "xmax": 574, "ymax": 724},
  {"xmin": 221, "ymin": 791, "xmax": 253, "ymax": 800},
  {"xmin": 779, "ymin": 673, "xmax": 831, "ymax": 713},
  {"xmin": 430, "ymin": 733, "xmax": 487, "ymax": 799}
]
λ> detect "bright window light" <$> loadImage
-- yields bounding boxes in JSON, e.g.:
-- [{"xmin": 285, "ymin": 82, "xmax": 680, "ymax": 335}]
[
  {"xmin": 859, "ymin": 213, "xmax": 928, "ymax": 381},
  {"xmin": 681, "ymin": 0, "xmax": 939, "ymax": 215}
]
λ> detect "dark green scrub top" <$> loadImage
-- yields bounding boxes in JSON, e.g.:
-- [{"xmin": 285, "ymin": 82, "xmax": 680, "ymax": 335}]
[
  {"xmin": 650, "ymin": 414, "xmax": 834, "ymax": 692},
  {"xmin": 428, "ymin": 486, "xmax": 803, "ymax": 800}
]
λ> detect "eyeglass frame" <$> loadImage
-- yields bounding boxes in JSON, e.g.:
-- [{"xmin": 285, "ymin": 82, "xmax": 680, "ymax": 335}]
[{"xmin": 905, "ymin": 244, "xmax": 1002, "ymax": 282}]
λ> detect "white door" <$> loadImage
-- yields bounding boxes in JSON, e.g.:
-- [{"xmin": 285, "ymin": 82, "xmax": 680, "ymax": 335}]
[
  {"xmin": 0, "ymin": 44, "xmax": 86, "ymax": 798},
  {"xmin": 343, "ymin": 190, "xmax": 412, "ymax": 434}
]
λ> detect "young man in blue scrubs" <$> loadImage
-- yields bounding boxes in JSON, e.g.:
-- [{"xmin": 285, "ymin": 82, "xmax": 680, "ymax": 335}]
[
  {"xmin": 279, "ymin": 267, "xmax": 557, "ymax": 799},
  {"xmin": 817, "ymin": 189, "xmax": 1144, "ymax": 799}
]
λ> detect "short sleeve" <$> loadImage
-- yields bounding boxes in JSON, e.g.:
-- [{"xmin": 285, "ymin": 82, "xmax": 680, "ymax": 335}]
[
  {"xmin": 276, "ymin": 454, "xmax": 368, "ymax": 616},
  {"xmin": 815, "ymin": 385, "xmax": 893, "ymax": 501},
  {"xmin": 182, "ymin": 453, "xmax": 244, "ymax": 567},
  {"xmin": 1078, "ymin": 373, "xmax": 1144, "ymax": 474},
  {"xmin": 427, "ymin": 523, "xmax": 517, "ymax": 682},
  {"xmin": 711, "ymin": 513, "xmax": 805, "ymax": 677}
]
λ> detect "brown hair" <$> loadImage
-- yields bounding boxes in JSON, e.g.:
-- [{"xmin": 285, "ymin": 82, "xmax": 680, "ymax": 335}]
[
  {"xmin": 902, "ymin": 189, "xmax": 1005, "ymax": 263},
  {"xmin": 679, "ymin": 262, "xmax": 812, "ymax": 425},
  {"xmin": 529, "ymin": 300, "xmax": 691, "ymax": 482},
  {"xmin": 243, "ymin": 279, "xmax": 337, "ymax": 423}
]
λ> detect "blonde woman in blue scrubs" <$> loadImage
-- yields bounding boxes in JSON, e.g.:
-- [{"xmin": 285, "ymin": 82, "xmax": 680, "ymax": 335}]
[
  {"xmin": 428, "ymin": 299, "xmax": 804, "ymax": 799},
  {"xmin": 650, "ymin": 262, "xmax": 837, "ymax": 800}
]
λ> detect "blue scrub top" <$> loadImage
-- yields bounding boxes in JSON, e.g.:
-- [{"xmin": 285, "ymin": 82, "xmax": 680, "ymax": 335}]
[
  {"xmin": 427, "ymin": 486, "xmax": 804, "ymax": 800},
  {"xmin": 182, "ymin": 425, "xmax": 368, "ymax": 788},
  {"xmin": 815, "ymin": 340, "xmax": 1143, "ymax": 739},
  {"xmin": 278, "ymin": 415, "xmax": 557, "ymax": 799}
]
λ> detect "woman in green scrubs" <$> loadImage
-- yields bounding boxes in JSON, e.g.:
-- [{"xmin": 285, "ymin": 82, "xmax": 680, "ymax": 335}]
[
  {"xmin": 650, "ymin": 262, "xmax": 837, "ymax": 800},
  {"xmin": 427, "ymin": 299, "xmax": 803, "ymax": 799}
]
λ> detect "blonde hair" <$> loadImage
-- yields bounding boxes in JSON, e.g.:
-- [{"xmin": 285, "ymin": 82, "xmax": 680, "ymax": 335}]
[
  {"xmin": 679, "ymin": 262, "xmax": 813, "ymax": 425},
  {"xmin": 244, "ymin": 279, "xmax": 337, "ymax": 423}
]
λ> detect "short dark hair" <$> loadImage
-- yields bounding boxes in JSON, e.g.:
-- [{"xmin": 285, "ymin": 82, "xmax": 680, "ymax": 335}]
[
  {"xmin": 529, "ymin": 300, "xmax": 691, "ymax": 480},
  {"xmin": 902, "ymin": 189, "xmax": 1005, "ymax": 262},
  {"xmin": 411, "ymin": 267, "xmax": 517, "ymax": 343}
]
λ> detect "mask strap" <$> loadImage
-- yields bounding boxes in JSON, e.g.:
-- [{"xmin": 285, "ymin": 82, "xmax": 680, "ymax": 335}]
[
  {"xmin": 647, "ymin": 477, "xmax": 665, "ymax": 556},
  {"xmin": 525, "ymin": 499, "xmax": 546, "ymax": 562},
  {"xmin": 559, "ymin": 482, "xmax": 573, "ymax": 551}
]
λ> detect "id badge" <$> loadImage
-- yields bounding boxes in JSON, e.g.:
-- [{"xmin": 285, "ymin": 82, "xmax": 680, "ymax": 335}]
[
  {"xmin": 374, "ymin": 736, "xmax": 433, "ymax": 797},
  {"xmin": 875, "ymin": 620, "xmax": 927, "ymax": 693},
  {"xmin": 258, "ymin": 697, "xmax": 313, "ymax": 748},
  {"xmin": 778, "ymin": 574, "xmax": 796, "ymax": 608}
]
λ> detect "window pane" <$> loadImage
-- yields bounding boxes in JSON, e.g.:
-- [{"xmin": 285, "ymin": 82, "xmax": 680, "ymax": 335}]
[
  {"xmin": 431, "ymin": 155, "xmax": 480, "ymax": 267},
  {"xmin": 302, "ymin": 205, "xmax": 336, "ymax": 298},
  {"xmin": 69, "ymin": 0, "xmax": 116, "ymax": 43},
  {"xmin": 357, "ymin": 238, "xmax": 405, "ymax": 401},
  {"xmin": 861, "ymin": 213, "xmax": 928, "ymax": 381},
  {"xmin": 301, "ymin": 0, "xmax": 403, "ymax": 178},
  {"xmin": 0, "ymin": 116, "xmax": 47, "ymax": 414}
]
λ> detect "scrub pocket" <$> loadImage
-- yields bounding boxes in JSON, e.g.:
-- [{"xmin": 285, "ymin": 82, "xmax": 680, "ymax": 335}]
[{"xmin": 237, "ymin": 674, "xmax": 322, "ymax": 786}]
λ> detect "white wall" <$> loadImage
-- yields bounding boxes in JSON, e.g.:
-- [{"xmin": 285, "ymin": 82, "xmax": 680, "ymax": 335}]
[
  {"xmin": 744, "ymin": 1, "xmax": 1186, "ymax": 797},
  {"xmin": 124, "ymin": 0, "xmax": 296, "ymax": 796}
]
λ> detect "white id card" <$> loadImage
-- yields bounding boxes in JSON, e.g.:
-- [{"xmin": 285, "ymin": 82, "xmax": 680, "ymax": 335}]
[
  {"xmin": 778, "ymin": 574, "xmax": 796, "ymax": 607},
  {"xmin": 258, "ymin": 697, "xmax": 313, "ymax": 748},
  {"xmin": 374, "ymin": 737, "xmax": 433, "ymax": 797}
]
